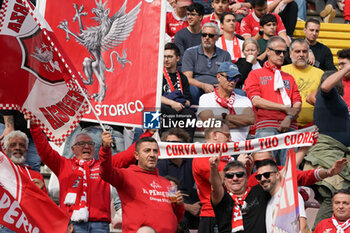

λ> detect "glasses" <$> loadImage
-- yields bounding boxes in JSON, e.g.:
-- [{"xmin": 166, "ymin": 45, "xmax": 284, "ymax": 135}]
[
  {"xmin": 225, "ymin": 171, "xmax": 246, "ymax": 179},
  {"xmin": 219, "ymin": 73, "xmax": 240, "ymax": 82},
  {"xmin": 268, "ymin": 48, "xmax": 287, "ymax": 56},
  {"xmin": 255, "ymin": 171, "xmax": 277, "ymax": 181},
  {"xmin": 74, "ymin": 141, "xmax": 95, "ymax": 147},
  {"xmin": 201, "ymin": 33, "xmax": 216, "ymax": 38}
]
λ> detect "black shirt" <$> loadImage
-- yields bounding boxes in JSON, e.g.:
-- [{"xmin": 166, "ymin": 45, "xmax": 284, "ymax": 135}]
[
  {"xmin": 213, "ymin": 185, "xmax": 270, "ymax": 233},
  {"xmin": 314, "ymin": 88, "xmax": 350, "ymax": 146}
]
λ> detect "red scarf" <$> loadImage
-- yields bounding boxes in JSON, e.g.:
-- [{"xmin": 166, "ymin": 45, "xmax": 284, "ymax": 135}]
[
  {"xmin": 163, "ymin": 67, "xmax": 183, "ymax": 93},
  {"xmin": 221, "ymin": 34, "xmax": 242, "ymax": 62},
  {"xmin": 264, "ymin": 60, "xmax": 281, "ymax": 72},
  {"xmin": 332, "ymin": 214, "xmax": 350, "ymax": 233},
  {"xmin": 228, "ymin": 187, "xmax": 251, "ymax": 232},
  {"xmin": 64, "ymin": 158, "xmax": 95, "ymax": 222},
  {"xmin": 214, "ymin": 88, "xmax": 236, "ymax": 114}
]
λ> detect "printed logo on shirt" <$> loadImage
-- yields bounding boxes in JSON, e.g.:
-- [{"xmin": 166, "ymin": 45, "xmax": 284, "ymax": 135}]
[
  {"xmin": 283, "ymin": 80, "xmax": 291, "ymax": 90},
  {"xmin": 143, "ymin": 111, "xmax": 161, "ymax": 129},
  {"xmin": 260, "ymin": 76, "xmax": 272, "ymax": 85},
  {"xmin": 150, "ymin": 181, "xmax": 162, "ymax": 189}
]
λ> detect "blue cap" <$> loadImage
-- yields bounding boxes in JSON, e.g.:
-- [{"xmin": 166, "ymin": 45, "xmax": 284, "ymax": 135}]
[{"xmin": 217, "ymin": 62, "xmax": 241, "ymax": 81}]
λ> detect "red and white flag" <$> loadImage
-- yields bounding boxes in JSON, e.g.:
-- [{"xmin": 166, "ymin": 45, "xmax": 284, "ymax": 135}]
[
  {"xmin": 0, "ymin": 151, "xmax": 70, "ymax": 233},
  {"xmin": 271, "ymin": 149, "xmax": 300, "ymax": 233},
  {"xmin": 41, "ymin": 0, "xmax": 165, "ymax": 127},
  {"xmin": 0, "ymin": 0, "xmax": 89, "ymax": 145}
]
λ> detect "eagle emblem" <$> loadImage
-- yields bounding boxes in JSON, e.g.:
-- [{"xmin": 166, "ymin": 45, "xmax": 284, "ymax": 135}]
[{"xmin": 58, "ymin": 0, "xmax": 142, "ymax": 101}]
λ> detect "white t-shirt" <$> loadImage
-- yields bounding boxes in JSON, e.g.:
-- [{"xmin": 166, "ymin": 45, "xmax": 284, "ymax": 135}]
[
  {"xmin": 216, "ymin": 37, "xmax": 245, "ymax": 61},
  {"xmin": 197, "ymin": 92, "xmax": 252, "ymax": 142},
  {"xmin": 266, "ymin": 191, "xmax": 307, "ymax": 233}
]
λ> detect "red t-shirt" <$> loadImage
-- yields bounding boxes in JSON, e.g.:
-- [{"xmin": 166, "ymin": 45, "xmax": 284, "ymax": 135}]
[
  {"xmin": 166, "ymin": 11, "xmax": 188, "ymax": 39},
  {"xmin": 244, "ymin": 66, "xmax": 302, "ymax": 130},
  {"xmin": 192, "ymin": 156, "xmax": 228, "ymax": 217},
  {"xmin": 343, "ymin": 78, "xmax": 350, "ymax": 108},
  {"xmin": 240, "ymin": 12, "xmax": 285, "ymax": 37}
]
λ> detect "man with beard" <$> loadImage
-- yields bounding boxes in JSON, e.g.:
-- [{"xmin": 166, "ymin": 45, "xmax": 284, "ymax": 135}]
[
  {"xmin": 3, "ymin": 130, "xmax": 46, "ymax": 191},
  {"xmin": 182, "ymin": 22, "xmax": 231, "ymax": 105},
  {"xmin": 256, "ymin": 159, "xmax": 308, "ymax": 233},
  {"xmin": 282, "ymin": 39, "xmax": 324, "ymax": 128},
  {"xmin": 1, "ymin": 131, "xmax": 46, "ymax": 233}
]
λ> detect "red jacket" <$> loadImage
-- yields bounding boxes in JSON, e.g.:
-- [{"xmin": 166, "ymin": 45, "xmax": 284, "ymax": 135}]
[
  {"xmin": 244, "ymin": 66, "xmax": 302, "ymax": 130},
  {"xmin": 30, "ymin": 125, "xmax": 149, "ymax": 222},
  {"xmin": 100, "ymin": 148, "xmax": 185, "ymax": 233},
  {"xmin": 247, "ymin": 165, "xmax": 320, "ymax": 187},
  {"xmin": 19, "ymin": 165, "xmax": 47, "ymax": 193},
  {"xmin": 314, "ymin": 217, "xmax": 350, "ymax": 233}
]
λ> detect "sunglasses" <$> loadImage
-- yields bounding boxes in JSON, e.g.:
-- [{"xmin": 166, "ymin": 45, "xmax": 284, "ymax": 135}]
[
  {"xmin": 74, "ymin": 141, "xmax": 95, "ymax": 147},
  {"xmin": 219, "ymin": 73, "xmax": 240, "ymax": 82},
  {"xmin": 268, "ymin": 48, "xmax": 287, "ymax": 56},
  {"xmin": 224, "ymin": 171, "xmax": 246, "ymax": 179},
  {"xmin": 255, "ymin": 171, "xmax": 277, "ymax": 181},
  {"xmin": 201, "ymin": 33, "xmax": 216, "ymax": 38}
]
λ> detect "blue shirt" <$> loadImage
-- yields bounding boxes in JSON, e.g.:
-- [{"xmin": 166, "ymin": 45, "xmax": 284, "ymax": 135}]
[{"xmin": 182, "ymin": 45, "xmax": 231, "ymax": 85}]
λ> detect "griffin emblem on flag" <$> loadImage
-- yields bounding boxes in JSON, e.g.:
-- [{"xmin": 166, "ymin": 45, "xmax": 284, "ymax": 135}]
[{"xmin": 58, "ymin": 0, "xmax": 142, "ymax": 102}]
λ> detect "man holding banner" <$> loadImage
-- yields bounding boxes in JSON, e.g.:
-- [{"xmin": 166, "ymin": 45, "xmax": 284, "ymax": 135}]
[
  {"xmin": 192, "ymin": 121, "xmax": 254, "ymax": 232},
  {"xmin": 210, "ymin": 154, "xmax": 269, "ymax": 233}
]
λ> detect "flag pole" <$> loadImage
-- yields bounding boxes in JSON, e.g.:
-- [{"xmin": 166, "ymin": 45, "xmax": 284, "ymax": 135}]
[{"xmin": 73, "ymin": 78, "xmax": 106, "ymax": 132}]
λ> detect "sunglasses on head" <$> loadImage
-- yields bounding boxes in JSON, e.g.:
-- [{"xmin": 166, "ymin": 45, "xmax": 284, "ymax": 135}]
[
  {"xmin": 219, "ymin": 73, "xmax": 240, "ymax": 82},
  {"xmin": 201, "ymin": 33, "xmax": 216, "ymax": 38},
  {"xmin": 268, "ymin": 47, "xmax": 287, "ymax": 56},
  {"xmin": 224, "ymin": 171, "xmax": 246, "ymax": 179},
  {"xmin": 255, "ymin": 171, "xmax": 277, "ymax": 181}
]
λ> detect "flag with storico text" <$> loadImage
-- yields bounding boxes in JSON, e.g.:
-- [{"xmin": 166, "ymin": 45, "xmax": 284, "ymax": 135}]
[
  {"xmin": 271, "ymin": 149, "xmax": 300, "ymax": 233},
  {"xmin": 0, "ymin": 151, "xmax": 69, "ymax": 233},
  {"xmin": 40, "ymin": 0, "xmax": 165, "ymax": 127},
  {"xmin": 0, "ymin": 0, "xmax": 89, "ymax": 145}
]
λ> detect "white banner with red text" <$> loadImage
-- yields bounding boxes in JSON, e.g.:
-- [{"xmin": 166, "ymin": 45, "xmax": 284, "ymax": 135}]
[
  {"xmin": 158, "ymin": 126, "xmax": 316, "ymax": 159},
  {"xmin": 0, "ymin": 0, "xmax": 89, "ymax": 145}
]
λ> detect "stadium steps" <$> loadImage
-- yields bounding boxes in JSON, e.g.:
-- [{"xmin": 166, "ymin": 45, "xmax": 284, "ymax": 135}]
[{"xmin": 293, "ymin": 21, "xmax": 350, "ymax": 66}]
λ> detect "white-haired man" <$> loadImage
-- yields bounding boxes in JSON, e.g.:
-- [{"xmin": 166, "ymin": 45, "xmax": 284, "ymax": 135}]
[{"xmin": 182, "ymin": 22, "xmax": 231, "ymax": 105}]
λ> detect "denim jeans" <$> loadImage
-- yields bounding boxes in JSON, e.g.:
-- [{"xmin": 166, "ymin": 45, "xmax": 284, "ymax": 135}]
[
  {"xmin": 190, "ymin": 85, "xmax": 204, "ymax": 106},
  {"xmin": 0, "ymin": 225, "xmax": 16, "ymax": 233},
  {"xmin": 295, "ymin": 0, "xmax": 307, "ymax": 20},
  {"xmin": 255, "ymin": 127, "xmax": 293, "ymax": 166},
  {"xmin": 0, "ymin": 123, "xmax": 41, "ymax": 172},
  {"xmin": 73, "ymin": 221, "xmax": 109, "ymax": 233},
  {"xmin": 62, "ymin": 124, "xmax": 125, "ymax": 160}
]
